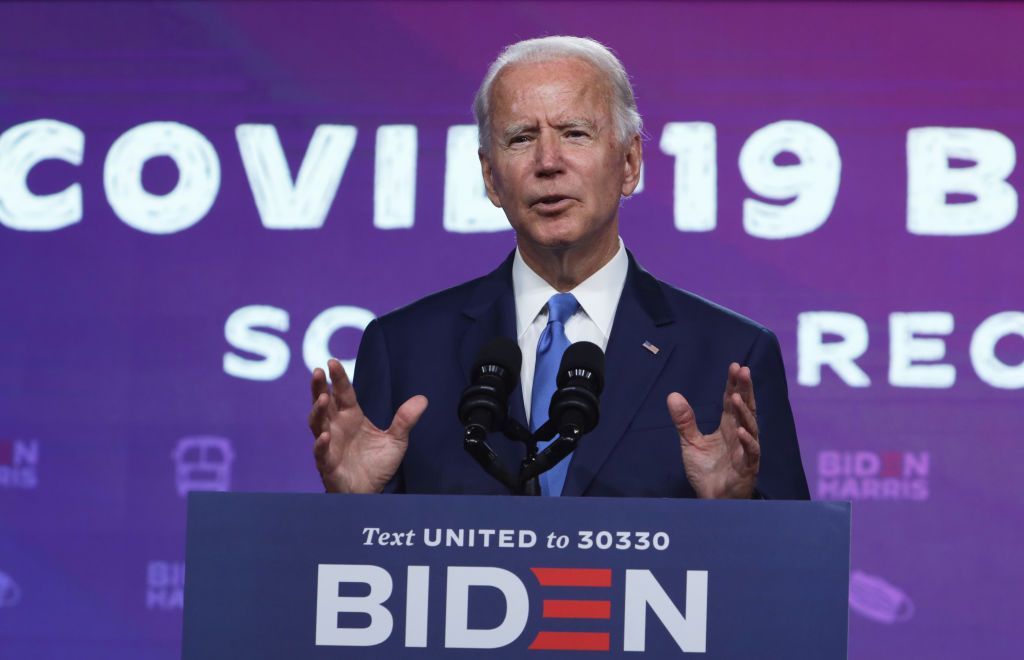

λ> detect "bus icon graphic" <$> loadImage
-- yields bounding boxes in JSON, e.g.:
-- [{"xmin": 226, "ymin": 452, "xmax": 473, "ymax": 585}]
[{"xmin": 172, "ymin": 436, "xmax": 235, "ymax": 497}]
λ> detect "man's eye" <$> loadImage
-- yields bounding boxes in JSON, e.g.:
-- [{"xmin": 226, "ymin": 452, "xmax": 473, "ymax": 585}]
[
  {"xmin": 510, "ymin": 135, "xmax": 531, "ymax": 144},
  {"xmin": 565, "ymin": 130, "xmax": 589, "ymax": 139}
]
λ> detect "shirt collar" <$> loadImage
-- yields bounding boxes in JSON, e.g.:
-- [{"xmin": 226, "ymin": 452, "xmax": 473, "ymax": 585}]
[{"xmin": 512, "ymin": 238, "xmax": 628, "ymax": 340}]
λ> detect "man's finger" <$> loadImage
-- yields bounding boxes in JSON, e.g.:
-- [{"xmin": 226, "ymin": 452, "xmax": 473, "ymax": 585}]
[
  {"xmin": 737, "ymin": 426, "xmax": 761, "ymax": 468},
  {"xmin": 327, "ymin": 359, "xmax": 359, "ymax": 409},
  {"xmin": 308, "ymin": 393, "xmax": 330, "ymax": 437},
  {"xmin": 311, "ymin": 368, "xmax": 328, "ymax": 405},
  {"xmin": 667, "ymin": 392, "xmax": 701, "ymax": 445},
  {"xmin": 388, "ymin": 395, "xmax": 429, "ymax": 441},
  {"xmin": 736, "ymin": 365, "xmax": 757, "ymax": 416},
  {"xmin": 722, "ymin": 362, "xmax": 740, "ymax": 407},
  {"xmin": 731, "ymin": 392, "xmax": 759, "ymax": 438},
  {"xmin": 312, "ymin": 431, "xmax": 332, "ymax": 466}
]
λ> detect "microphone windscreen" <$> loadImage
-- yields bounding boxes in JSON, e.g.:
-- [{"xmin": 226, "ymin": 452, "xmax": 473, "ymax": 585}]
[
  {"xmin": 472, "ymin": 337, "xmax": 522, "ymax": 390},
  {"xmin": 556, "ymin": 341, "xmax": 605, "ymax": 393}
]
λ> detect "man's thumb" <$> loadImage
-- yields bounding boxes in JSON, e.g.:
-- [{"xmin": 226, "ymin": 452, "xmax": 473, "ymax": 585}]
[
  {"xmin": 389, "ymin": 395, "xmax": 429, "ymax": 440},
  {"xmin": 667, "ymin": 392, "xmax": 700, "ymax": 444}
]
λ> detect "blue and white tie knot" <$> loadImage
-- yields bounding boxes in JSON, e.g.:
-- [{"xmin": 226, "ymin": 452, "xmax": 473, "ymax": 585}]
[{"xmin": 536, "ymin": 292, "xmax": 579, "ymax": 354}]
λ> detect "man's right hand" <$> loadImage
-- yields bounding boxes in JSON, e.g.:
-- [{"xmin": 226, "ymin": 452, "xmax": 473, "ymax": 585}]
[{"xmin": 308, "ymin": 359, "xmax": 428, "ymax": 493}]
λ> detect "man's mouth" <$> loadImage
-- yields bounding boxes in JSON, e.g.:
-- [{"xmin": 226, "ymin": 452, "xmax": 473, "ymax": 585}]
[{"xmin": 532, "ymin": 195, "xmax": 574, "ymax": 213}]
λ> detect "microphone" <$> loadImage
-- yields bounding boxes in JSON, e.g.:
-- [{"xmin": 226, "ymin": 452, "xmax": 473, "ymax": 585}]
[
  {"xmin": 460, "ymin": 338, "xmax": 524, "ymax": 494},
  {"xmin": 549, "ymin": 341, "xmax": 605, "ymax": 438},
  {"xmin": 458, "ymin": 337, "xmax": 522, "ymax": 437},
  {"xmin": 518, "ymin": 341, "xmax": 604, "ymax": 485}
]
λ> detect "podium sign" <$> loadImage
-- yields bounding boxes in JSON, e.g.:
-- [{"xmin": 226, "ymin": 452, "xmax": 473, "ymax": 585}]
[{"xmin": 182, "ymin": 493, "xmax": 849, "ymax": 658}]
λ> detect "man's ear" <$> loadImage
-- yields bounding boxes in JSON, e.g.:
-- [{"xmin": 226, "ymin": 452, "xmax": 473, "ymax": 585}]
[
  {"xmin": 479, "ymin": 149, "xmax": 503, "ymax": 208},
  {"xmin": 621, "ymin": 134, "xmax": 643, "ymax": 197}
]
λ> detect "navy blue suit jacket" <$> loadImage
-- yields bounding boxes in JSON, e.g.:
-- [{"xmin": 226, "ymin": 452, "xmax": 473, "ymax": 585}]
[{"xmin": 353, "ymin": 251, "xmax": 810, "ymax": 499}]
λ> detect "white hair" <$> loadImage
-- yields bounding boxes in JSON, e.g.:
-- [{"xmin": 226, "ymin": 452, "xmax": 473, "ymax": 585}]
[{"xmin": 473, "ymin": 35, "xmax": 644, "ymax": 153}]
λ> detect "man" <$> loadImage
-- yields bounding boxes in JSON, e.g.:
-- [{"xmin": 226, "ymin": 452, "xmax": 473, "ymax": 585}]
[{"xmin": 308, "ymin": 36, "xmax": 809, "ymax": 500}]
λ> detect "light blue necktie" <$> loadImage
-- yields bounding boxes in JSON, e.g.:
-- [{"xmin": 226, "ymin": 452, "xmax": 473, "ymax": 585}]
[{"xmin": 530, "ymin": 292, "xmax": 579, "ymax": 496}]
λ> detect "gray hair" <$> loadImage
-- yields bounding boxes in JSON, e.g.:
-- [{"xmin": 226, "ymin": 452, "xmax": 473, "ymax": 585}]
[{"xmin": 473, "ymin": 35, "xmax": 643, "ymax": 154}]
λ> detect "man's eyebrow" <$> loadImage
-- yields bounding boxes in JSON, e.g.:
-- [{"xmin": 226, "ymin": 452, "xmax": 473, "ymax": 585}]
[
  {"xmin": 558, "ymin": 118, "xmax": 598, "ymax": 131},
  {"xmin": 502, "ymin": 123, "xmax": 535, "ymax": 141}
]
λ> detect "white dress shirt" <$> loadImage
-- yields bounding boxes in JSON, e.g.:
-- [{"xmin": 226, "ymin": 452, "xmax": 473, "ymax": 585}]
[{"xmin": 512, "ymin": 238, "xmax": 629, "ymax": 422}]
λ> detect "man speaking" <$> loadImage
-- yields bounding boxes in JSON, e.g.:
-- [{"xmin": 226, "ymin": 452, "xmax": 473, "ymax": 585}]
[{"xmin": 308, "ymin": 36, "xmax": 809, "ymax": 500}]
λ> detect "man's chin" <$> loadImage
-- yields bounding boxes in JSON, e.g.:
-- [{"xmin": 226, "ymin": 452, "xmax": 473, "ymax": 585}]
[
  {"xmin": 522, "ymin": 216, "xmax": 583, "ymax": 243},
  {"xmin": 521, "ymin": 230, "xmax": 582, "ymax": 252}
]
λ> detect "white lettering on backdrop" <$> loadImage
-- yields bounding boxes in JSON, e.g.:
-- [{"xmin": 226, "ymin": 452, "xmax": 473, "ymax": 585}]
[{"xmin": 3, "ymin": 119, "xmax": 1019, "ymax": 237}]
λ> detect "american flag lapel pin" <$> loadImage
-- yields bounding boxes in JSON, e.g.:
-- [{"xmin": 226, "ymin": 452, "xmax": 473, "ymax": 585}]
[{"xmin": 642, "ymin": 340, "xmax": 660, "ymax": 355}]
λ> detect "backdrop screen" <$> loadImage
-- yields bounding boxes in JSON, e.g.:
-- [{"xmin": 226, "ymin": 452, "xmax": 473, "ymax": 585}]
[{"xmin": 1, "ymin": 2, "xmax": 1022, "ymax": 658}]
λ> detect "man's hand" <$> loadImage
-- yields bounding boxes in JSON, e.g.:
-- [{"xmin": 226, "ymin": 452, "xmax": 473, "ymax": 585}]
[
  {"xmin": 667, "ymin": 363, "xmax": 760, "ymax": 499},
  {"xmin": 308, "ymin": 359, "xmax": 428, "ymax": 493}
]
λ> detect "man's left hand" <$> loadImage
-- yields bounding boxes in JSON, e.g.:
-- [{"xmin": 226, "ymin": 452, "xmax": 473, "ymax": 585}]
[{"xmin": 667, "ymin": 362, "xmax": 760, "ymax": 499}]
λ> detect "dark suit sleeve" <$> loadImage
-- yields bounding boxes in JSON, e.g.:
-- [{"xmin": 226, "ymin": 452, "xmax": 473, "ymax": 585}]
[
  {"xmin": 746, "ymin": 329, "xmax": 810, "ymax": 500},
  {"xmin": 351, "ymin": 318, "xmax": 406, "ymax": 493}
]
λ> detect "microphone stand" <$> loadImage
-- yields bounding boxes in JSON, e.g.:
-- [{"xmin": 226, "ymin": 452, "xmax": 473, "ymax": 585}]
[
  {"xmin": 519, "ymin": 423, "xmax": 581, "ymax": 483},
  {"xmin": 506, "ymin": 418, "xmax": 541, "ymax": 496},
  {"xmin": 463, "ymin": 424, "xmax": 522, "ymax": 494},
  {"xmin": 462, "ymin": 416, "xmax": 583, "ymax": 496}
]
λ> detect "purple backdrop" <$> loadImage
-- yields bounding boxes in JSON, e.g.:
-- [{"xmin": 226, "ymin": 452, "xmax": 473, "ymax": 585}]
[{"xmin": 2, "ymin": 2, "xmax": 1022, "ymax": 658}]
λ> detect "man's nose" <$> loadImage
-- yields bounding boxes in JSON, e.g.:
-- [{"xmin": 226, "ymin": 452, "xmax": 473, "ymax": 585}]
[{"xmin": 533, "ymin": 131, "xmax": 564, "ymax": 176}]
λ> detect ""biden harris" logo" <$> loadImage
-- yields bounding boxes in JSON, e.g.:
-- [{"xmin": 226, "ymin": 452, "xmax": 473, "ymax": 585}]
[{"xmin": 816, "ymin": 450, "xmax": 929, "ymax": 501}]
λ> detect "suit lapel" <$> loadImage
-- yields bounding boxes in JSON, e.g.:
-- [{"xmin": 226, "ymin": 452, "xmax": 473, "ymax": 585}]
[{"xmin": 561, "ymin": 253, "xmax": 678, "ymax": 496}]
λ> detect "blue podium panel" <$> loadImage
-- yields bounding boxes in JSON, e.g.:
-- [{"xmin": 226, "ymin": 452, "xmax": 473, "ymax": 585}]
[{"xmin": 182, "ymin": 494, "xmax": 849, "ymax": 658}]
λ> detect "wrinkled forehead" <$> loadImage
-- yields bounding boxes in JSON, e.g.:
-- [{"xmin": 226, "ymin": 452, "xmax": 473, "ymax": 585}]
[{"xmin": 487, "ymin": 57, "xmax": 614, "ymax": 127}]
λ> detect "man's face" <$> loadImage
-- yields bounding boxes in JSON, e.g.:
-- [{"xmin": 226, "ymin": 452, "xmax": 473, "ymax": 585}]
[{"xmin": 480, "ymin": 57, "xmax": 642, "ymax": 255}]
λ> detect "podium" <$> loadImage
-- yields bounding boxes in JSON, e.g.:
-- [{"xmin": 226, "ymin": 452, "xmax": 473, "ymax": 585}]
[{"xmin": 182, "ymin": 493, "xmax": 849, "ymax": 658}]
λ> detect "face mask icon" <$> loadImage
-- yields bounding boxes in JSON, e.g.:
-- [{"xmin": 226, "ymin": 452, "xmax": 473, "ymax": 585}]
[
  {"xmin": 172, "ymin": 436, "xmax": 235, "ymax": 497},
  {"xmin": 0, "ymin": 570, "xmax": 22, "ymax": 608},
  {"xmin": 849, "ymin": 570, "xmax": 914, "ymax": 624}
]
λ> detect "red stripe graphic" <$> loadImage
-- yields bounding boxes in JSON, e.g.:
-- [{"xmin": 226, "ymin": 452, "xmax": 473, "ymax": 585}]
[
  {"xmin": 880, "ymin": 451, "xmax": 902, "ymax": 477},
  {"xmin": 543, "ymin": 599, "xmax": 611, "ymax": 619},
  {"xmin": 531, "ymin": 568, "xmax": 612, "ymax": 587},
  {"xmin": 529, "ymin": 631, "xmax": 610, "ymax": 651}
]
